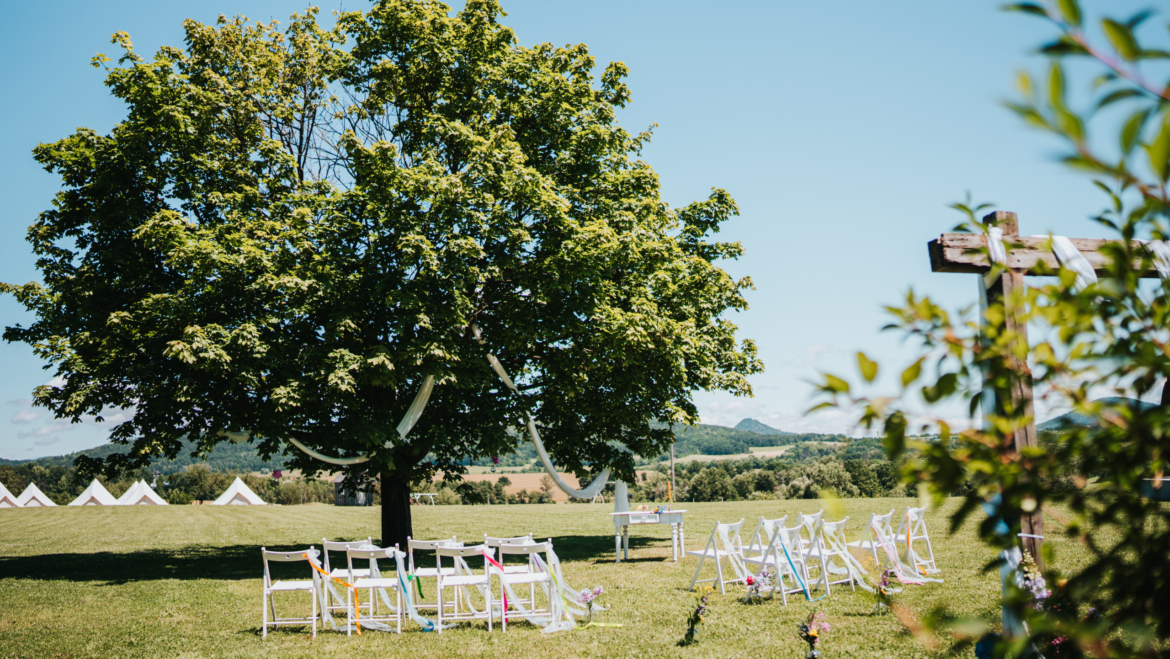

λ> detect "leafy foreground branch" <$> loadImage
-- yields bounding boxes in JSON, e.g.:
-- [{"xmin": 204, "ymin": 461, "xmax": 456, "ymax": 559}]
[{"xmin": 815, "ymin": 1, "xmax": 1170, "ymax": 657}]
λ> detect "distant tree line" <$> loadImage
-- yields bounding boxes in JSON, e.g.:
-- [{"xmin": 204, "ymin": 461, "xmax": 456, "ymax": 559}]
[{"xmin": 614, "ymin": 454, "xmax": 916, "ymax": 503}]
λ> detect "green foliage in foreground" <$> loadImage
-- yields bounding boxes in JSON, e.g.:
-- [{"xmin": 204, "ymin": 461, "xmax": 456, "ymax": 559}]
[
  {"xmin": 817, "ymin": 3, "xmax": 1170, "ymax": 655},
  {"xmin": 0, "ymin": 498, "xmax": 1101, "ymax": 659}
]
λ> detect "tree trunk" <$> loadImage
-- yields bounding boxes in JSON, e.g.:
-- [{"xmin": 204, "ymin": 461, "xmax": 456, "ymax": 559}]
[{"xmin": 380, "ymin": 464, "xmax": 413, "ymax": 551}]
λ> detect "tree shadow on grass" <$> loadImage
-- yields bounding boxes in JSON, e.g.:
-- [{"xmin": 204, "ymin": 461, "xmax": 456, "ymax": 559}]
[
  {"xmin": 0, "ymin": 534, "xmax": 669, "ymax": 584},
  {"xmin": 0, "ymin": 543, "xmax": 317, "ymax": 584},
  {"xmin": 544, "ymin": 534, "xmax": 660, "ymax": 563}
]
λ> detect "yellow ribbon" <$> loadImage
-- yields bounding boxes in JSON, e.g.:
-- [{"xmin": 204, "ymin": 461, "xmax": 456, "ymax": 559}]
[{"xmin": 304, "ymin": 553, "xmax": 362, "ymax": 635}]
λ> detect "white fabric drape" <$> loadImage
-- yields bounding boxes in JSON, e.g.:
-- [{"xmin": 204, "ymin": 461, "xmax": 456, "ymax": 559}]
[
  {"xmin": 1048, "ymin": 235, "xmax": 1098, "ymax": 292},
  {"xmin": 225, "ymin": 375, "xmax": 435, "ymax": 466},
  {"xmin": 471, "ymin": 324, "xmax": 611, "ymax": 499}
]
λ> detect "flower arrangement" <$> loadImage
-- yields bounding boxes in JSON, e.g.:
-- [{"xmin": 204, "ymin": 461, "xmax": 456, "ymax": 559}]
[
  {"xmin": 1018, "ymin": 551, "xmax": 1049, "ymax": 610},
  {"xmin": 679, "ymin": 586, "xmax": 714, "ymax": 646},
  {"xmin": 860, "ymin": 556, "xmax": 897, "ymax": 615},
  {"xmin": 742, "ymin": 566, "xmax": 773, "ymax": 605},
  {"xmin": 797, "ymin": 612, "xmax": 830, "ymax": 659},
  {"xmin": 578, "ymin": 586, "xmax": 604, "ymax": 623}
]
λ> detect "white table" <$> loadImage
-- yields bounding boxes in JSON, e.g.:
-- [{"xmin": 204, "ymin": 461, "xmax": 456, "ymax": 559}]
[
  {"xmin": 609, "ymin": 510, "xmax": 686, "ymax": 562},
  {"xmin": 411, "ymin": 493, "xmax": 437, "ymax": 505}
]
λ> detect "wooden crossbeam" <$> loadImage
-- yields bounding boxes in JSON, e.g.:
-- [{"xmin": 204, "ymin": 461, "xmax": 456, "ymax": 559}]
[{"xmin": 929, "ymin": 233, "xmax": 1158, "ymax": 276}]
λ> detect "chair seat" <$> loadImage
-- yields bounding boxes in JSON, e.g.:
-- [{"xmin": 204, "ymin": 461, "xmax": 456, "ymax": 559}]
[
  {"xmin": 686, "ymin": 549, "xmax": 740, "ymax": 559},
  {"xmin": 499, "ymin": 565, "xmax": 531, "ymax": 574},
  {"xmin": 269, "ymin": 579, "xmax": 314, "ymax": 592},
  {"xmin": 500, "ymin": 572, "xmax": 550, "ymax": 586},
  {"xmin": 441, "ymin": 575, "xmax": 489, "ymax": 588},
  {"xmin": 413, "ymin": 567, "xmax": 457, "ymax": 578},
  {"xmin": 848, "ymin": 540, "xmax": 879, "ymax": 549},
  {"xmin": 333, "ymin": 568, "xmax": 371, "ymax": 579},
  {"xmin": 353, "ymin": 577, "xmax": 399, "ymax": 589}
]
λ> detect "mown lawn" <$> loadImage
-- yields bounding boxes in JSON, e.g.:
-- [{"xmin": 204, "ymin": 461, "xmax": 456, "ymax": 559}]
[{"xmin": 0, "ymin": 498, "xmax": 1086, "ymax": 659}]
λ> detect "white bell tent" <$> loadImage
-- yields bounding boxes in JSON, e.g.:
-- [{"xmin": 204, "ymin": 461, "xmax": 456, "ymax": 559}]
[
  {"xmin": 212, "ymin": 477, "xmax": 267, "ymax": 506},
  {"xmin": 117, "ymin": 480, "xmax": 168, "ymax": 506},
  {"xmin": 17, "ymin": 483, "xmax": 57, "ymax": 507},
  {"xmin": 69, "ymin": 479, "xmax": 120, "ymax": 506},
  {"xmin": 0, "ymin": 482, "xmax": 20, "ymax": 508}
]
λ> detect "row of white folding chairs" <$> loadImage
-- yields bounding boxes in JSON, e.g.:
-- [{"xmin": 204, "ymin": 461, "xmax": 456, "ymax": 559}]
[
  {"xmin": 687, "ymin": 506, "xmax": 938, "ymax": 602},
  {"xmin": 261, "ymin": 533, "xmax": 554, "ymax": 638},
  {"xmin": 687, "ymin": 511, "xmax": 855, "ymax": 599}
]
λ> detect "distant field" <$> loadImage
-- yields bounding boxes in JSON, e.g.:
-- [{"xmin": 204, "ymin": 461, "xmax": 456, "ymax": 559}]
[
  {"xmin": 671, "ymin": 446, "xmax": 790, "ymax": 463},
  {"xmin": 457, "ymin": 472, "xmax": 659, "ymax": 502},
  {"xmin": 0, "ymin": 498, "xmax": 1095, "ymax": 658}
]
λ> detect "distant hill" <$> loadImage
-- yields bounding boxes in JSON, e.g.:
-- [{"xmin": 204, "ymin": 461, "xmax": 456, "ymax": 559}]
[
  {"xmin": 7, "ymin": 418, "xmax": 856, "ymax": 473},
  {"xmin": 734, "ymin": 418, "xmax": 788, "ymax": 435},
  {"xmin": 1038, "ymin": 397, "xmax": 1157, "ymax": 432},
  {"xmin": 0, "ymin": 437, "xmax": 287, "ymax": 475}
]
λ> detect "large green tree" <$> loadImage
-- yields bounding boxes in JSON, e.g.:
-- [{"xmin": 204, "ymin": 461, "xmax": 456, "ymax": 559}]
[{"xmin": 2, "ymin": 0, "xmax": 760, "ymax": 548}]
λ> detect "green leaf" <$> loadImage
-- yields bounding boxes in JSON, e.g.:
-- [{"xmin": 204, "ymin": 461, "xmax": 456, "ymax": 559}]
[
  {"xmin": 857, "ymin": 352, "xmax": 878, "ymax": 383},
  {"xmin": 1048, "ymin": 62, "xmax": 1066, "ymax": 111},
  {"xmin": 1016, "ymin": 70, "xmax": 1033, "ymax": 98},
  {"xmin": 883, "ymin": 411, "xmax": 907, "ymax": 459},
  {"xmin": 1056, "ymin": 108, "xmax": 1085, "ymax": 142},
  {"xmin": 901, "ymin": 357, "xmax": 925, "ymax": 388},
  {"xmin": 822, "ymin": 374, "xmax": 851, "ymax": 395},
  {"xmin": 1039, "ymin": 35, "xmax": 1090, "ymax": 56},
  {"xmin": 1102, "ymin": 19, "xmax": 1141, "ymax": 61},
  {"xmin": 1143, "ymin": 114, "xmax": 1170, "ymax": 183},
  {"xmin": 1057, "ymin": 0, "xmax": 1081, "ymax": 27},
  {"xmin": 1000, "ymin": 2, "xmax": 1048, "ymax": 17},
  {"xmin": 1125, "ymin": 9, "xmax": 1153, "ymax": 29},
  {"xmin": 1095, "ymin": 88, "xmax": 1143, "ymax": 110},
  {"xmin": 1121, "ymin": 108, "xmax": 1150, "ymax": 154}
]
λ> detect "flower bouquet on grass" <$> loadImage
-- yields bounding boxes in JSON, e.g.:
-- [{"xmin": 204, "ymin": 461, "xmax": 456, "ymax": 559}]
[
  {"xmin": 797, "ymin": 612, "xmax": 830, "ymax": 659},
  {"xmin": 742, "ymin": 566, "xmax": 774, "ymax": 605},
  {"xmin": 679, "ymin": 586, "xmax": 714, "ymax": 647},
  {"xmin": 577, "ymin": 586, "xmax": 604, "ymax": 624}
]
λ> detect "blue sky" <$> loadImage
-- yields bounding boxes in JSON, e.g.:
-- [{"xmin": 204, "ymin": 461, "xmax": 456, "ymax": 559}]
[{"xmin": 0, "ymin": 1, "xmax": 1145, "ymax": 459}]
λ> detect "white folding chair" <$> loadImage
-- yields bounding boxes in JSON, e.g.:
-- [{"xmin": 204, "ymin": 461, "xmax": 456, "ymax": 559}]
[
  {"xmin": 483, "ymin": 534, "xmax": 536, "ymax": 574},
  {"xmin": 321, "ymin": 538, "xmax": 373, "ymax": 615},
  {"xmin": 435, "ymin": 544, "xmax": 493, "ymax": 633},
  {"xmin": 687, "ymin": 519, "xmax": 748, "ymax": 594},
  {"xmin": 261, "ymin": 546, "xmax": 318, "ymax": 639},
  {"xmin": 743, "ymin": 518, "xmax": 809, "ymax": 605},
  {"xmin": 814, "ymin": 516, "xmax": 858, "ymax": 592},
  {"xmin": 796, "ymin": 511, "xmax": 835, "ymax": 595},
  {"xmin": 847, "ymin": 509, "xmax": 896, "ymax": 567},
  {"xmin": 495, "ymin": 539, "xmax": 555, "ymax": 629},
  {"xmin": 745, "ymin": 515, "xmax": 787, "ymax": 558},
  {"xmin": 896, "ymin": 506, "xmax": 940, "ymax": 574},
  {"xmin": 345, "ymin": 546, "xmax": 403, "ymax": 636},
  {"xmin": 406, "ymin": 536, "xmax": 459, "ymax": 610}
]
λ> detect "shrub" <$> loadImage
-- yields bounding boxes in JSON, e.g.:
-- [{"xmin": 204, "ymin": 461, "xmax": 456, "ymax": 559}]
[{"xmin": 688, "ymin": 467, "xmax": 736, "ymax": 502}]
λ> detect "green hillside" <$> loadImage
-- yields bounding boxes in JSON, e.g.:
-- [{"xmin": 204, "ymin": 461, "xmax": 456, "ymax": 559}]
[
  {"xmin": 734, "ymin": 418, "xmax": 788, "ymax": 435},
  {"xmin": 0, "ymin": 438, "xmax": 287, "ymax": 475}
]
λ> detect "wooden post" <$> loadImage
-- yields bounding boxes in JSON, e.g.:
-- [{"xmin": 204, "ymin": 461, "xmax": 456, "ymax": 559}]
[
  {"xmin": 669, "ymin": 443, "xmax": 676, "ymax": 502},
  {"xmin": 981, "ymin": 211, "xmax": 1045, "ymax": 569}
]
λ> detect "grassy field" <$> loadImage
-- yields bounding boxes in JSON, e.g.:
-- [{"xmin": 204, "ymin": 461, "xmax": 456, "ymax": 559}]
[{"xmin": 0, "ymin": 498, "xmax": 1085, "ymax": 659}]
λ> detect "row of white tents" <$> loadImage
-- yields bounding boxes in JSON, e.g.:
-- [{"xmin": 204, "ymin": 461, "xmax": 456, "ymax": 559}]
[{"xmin": 0, "ymin": 477, "xmax": 267, "ymax": 508}]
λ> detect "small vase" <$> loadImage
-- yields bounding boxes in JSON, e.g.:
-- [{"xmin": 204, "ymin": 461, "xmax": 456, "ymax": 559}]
[{"xmin": 806, "ymin": 650, "xmax": 820, "ymax": 659}]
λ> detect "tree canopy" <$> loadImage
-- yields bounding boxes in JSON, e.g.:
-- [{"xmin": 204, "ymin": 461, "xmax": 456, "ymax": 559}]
[{"xmin": 2, "ymin": 0, "xmax": 761, "ymax": 545}]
